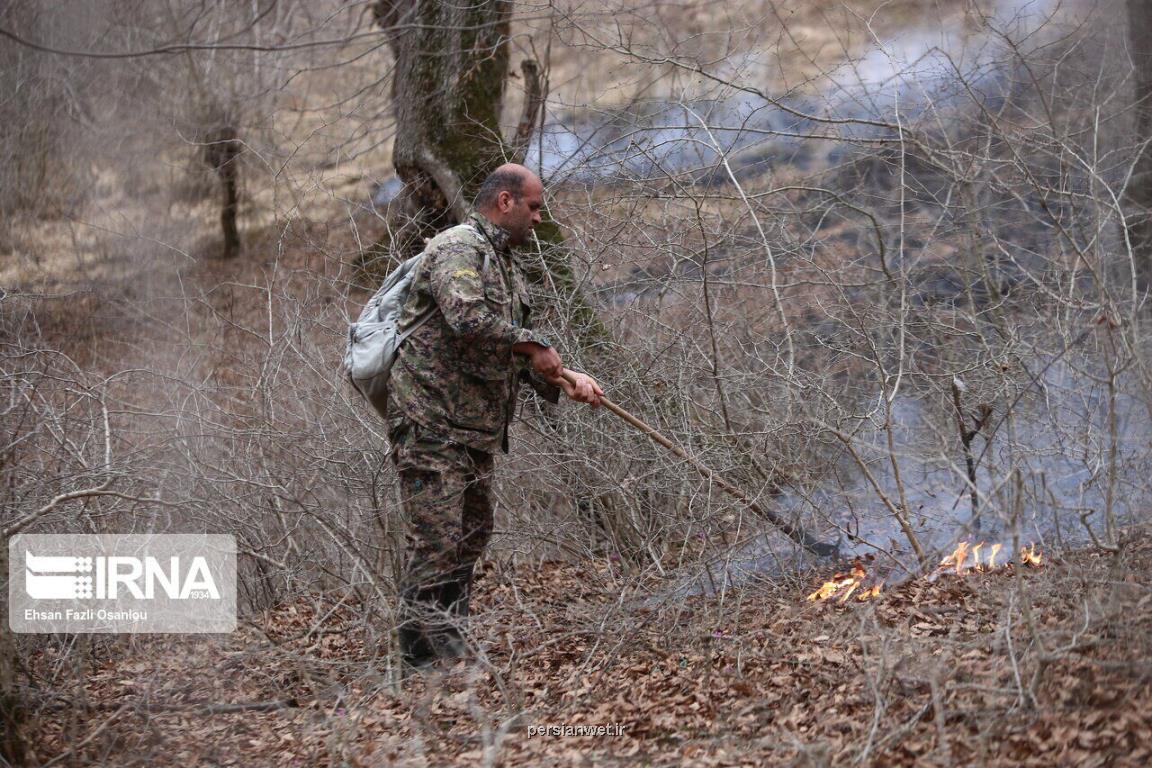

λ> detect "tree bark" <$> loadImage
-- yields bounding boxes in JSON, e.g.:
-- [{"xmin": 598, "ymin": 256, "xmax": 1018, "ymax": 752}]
[
  {"xmin": 203, "ymin": 116, "xmax": 242, "ymax": 259},
  {"xmin": 0, "ymin": 546, "xmax": 25, "ymax": 766},
  {"xmin": 372, "ymin": 0, "xmax": 608, "ymax": 342},
  {"xmin": 1127, "ymin": 0, "xmax": 1152, "ymax": 289},
  {"xmin": 509, "ymin": 59, "xmax": 545, "ymax": 163},
  {"xmin": 376, "ymin": 0, "xmax": 514, "ymax": 253}
]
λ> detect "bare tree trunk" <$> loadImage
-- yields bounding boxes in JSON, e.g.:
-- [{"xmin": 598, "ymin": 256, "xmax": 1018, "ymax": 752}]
[
  {"xmin": 373, "ymin": 0, "xmax": 606, "ymax": 341},
  {"xmin": 0, "ymin": 547, "xmax": 25, "ymax": 766},
  {"xmin": 375, "ymin": 0, "xmax": 514, "ymax": 253},
  {"xmin": 205, "ymin": 122, "xmax": 242, "ymax": 259},
  {"xmin": 1128, "ymin": 0, "xmax": 1152, "ymax": 289}
]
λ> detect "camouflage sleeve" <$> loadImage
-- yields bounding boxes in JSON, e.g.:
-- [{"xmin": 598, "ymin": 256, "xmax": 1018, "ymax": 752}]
[
  {"xmin": 428, "ymin": 241, "xmax": 549, "ymax": 349},
  {"xmin": 519, "ymin": 361, "xmax": 562, "ymax": 404}
]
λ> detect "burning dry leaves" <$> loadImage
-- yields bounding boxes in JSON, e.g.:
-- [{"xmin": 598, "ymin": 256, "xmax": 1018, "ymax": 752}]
[
  {"xmin": 23, "ymin": 538, "xmax": 1152, "ymax": 767},
  {"xmin": 806, "ymin": 559, "xmax": 884, "ymax": 603},
  {"xmin": 807, "ymin": 542, "xmax": 1045, "ymax": 604}
]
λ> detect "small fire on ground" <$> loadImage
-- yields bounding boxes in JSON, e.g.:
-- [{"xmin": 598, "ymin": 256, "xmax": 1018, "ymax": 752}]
[{"xmin": 807, "ymin": 542, "xmax": 1044, "ymax": 603}]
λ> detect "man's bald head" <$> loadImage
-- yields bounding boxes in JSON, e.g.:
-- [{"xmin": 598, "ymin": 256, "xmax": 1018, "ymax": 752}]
[
  {"xmin": 474, "ymin": 164, "xmax": 538, "ymax": 210},
  {"xmin": 473, "ymin": 163, "xmax": 544, "ymax": 246}
]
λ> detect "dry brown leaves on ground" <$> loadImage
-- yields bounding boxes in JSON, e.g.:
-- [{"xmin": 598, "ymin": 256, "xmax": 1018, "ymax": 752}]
[{"xmin": 24, "ymin": 533, "xmax": 1152, "ymax": 767}]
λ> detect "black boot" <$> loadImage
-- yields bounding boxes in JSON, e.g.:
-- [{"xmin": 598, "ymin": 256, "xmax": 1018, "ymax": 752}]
[
  {"xmin": 448, "ymin": 564, "xmax": 475, "ymax": 618},
  {"xmin": 398, "ymin": 584, "xmax": 444, "ymax": 668},
  {"xmin": 398, "ymin": 617, "xmax": 437, "ymax": 668},
  {"xmin": 425, "ymin": 573, "xmax": 469, "ymax": 661},
  {"xmin": 400, "ymin": 578, "xmax": 472, "ymax": 666}
]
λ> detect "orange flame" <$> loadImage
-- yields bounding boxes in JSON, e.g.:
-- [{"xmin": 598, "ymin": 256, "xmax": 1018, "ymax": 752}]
[
  {"xmin": 807, "ymin": 561, "xmax": 883, "ymax": 603},
  {"xmin": 988, "ymin": 543, "xmax": 1003, "ymax": 569},
  {"xmin": 1020, "ymin": 543, "xmax": 1042, "ymax": 566},
  {"xmin": 932, "ymin": 541, "xmax": 1042, "ymax": 579},
  {"xmin": 807, "ymin": 542, "xmax": 1043, "ymax": 603},
  {"xmin": 940, "ymin": 541, "xmax": 970, "ymax": 574}
]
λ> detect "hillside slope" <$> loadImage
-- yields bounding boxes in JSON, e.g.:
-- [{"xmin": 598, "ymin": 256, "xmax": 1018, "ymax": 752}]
[{"xmin": 27, "ymin": 533, "xmax": 1152, "ymax": 766}]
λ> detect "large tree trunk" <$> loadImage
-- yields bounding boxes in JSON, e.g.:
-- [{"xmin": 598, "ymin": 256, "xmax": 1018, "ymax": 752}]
[
  {"xmin": 372, "ymin": 0, "xmax": 606, "ymax": 341},
  {"xmin": 1128, "ymin": 0, "xmax": 1152, "ymax": 290},
  {"xmin": 0, "ymin": 546, "xmax": 25, "ymax": 766},
  {"xmin": 376, "ymin": 0, "xmax": 515, "ymax": 253}
]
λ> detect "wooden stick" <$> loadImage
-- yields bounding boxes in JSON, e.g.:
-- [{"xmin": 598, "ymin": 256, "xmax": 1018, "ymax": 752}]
[{"xmin": 561, "ymin": 370, "xmax": 839, "ymax": 557}]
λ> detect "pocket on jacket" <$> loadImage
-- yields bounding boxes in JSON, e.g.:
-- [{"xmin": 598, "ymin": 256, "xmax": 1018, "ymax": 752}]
[
  {"xmin": 483, "ymin": 278, "xmax": 512, "ymax": 313},
  {"xmin": 451, "ymin": 279, "xmax": 511, "ymax": 381},
  {"xmin": 446, "ymin": 374, "xmax": 508, "ymax": 432},
  {"xmin": 454, "ymin": 336, "xmax": 512, "ymax": 382}
]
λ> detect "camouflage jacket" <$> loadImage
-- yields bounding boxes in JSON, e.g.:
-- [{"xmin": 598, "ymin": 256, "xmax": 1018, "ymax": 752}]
[{"xmin": 389, "ymin": 212, "xmax": 560, "ymax": 453}]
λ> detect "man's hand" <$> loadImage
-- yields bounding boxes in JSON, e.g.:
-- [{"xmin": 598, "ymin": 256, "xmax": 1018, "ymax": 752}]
[
  {"xmin": 513, "ymin": 343, "xmax": 602, "ymax": 407},
  {"xmin": 513, "ymin": 341, "xmax": 563, "ymax": 381},
  {"xmin": 557, "ymin": 369, "xmax": 603, "ymax": 408}
]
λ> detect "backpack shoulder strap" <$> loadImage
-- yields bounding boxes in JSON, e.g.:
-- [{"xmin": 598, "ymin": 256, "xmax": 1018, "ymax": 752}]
[
  {"xmin": 398, "ymin": 305, "xmax": 436, "ymax": 343},
  {"xmin": 460, "ymin": 221, "xmax": 493, "ymax": 278},
  {"xmin": 398, "ymin": 221, "xmax": 492, "ymax": 343}
]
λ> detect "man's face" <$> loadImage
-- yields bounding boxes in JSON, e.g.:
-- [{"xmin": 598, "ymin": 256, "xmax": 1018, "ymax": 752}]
[{"xmin": 495, "ymin": 176, "xmax": 544, "ymax": 246}]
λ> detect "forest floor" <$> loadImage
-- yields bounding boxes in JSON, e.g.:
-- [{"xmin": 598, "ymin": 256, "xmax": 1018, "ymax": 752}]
[
  {"xmin": 11, "ymin": 111, "xmax": 1148, "ymax": 768},
  {"xmin": 11, "ymin": 113, "xmax": 1151, "ymax": 768},
  {"xmin": 25, "ymin": 531, "xmax": 1152, "ymax": 767},
  {"xmin": 6, "ymin": 2, "xmax": 1142, "ymax": 765}
]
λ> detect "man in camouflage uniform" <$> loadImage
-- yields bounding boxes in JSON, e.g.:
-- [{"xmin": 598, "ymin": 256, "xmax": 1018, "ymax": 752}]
[{"xmin": 387, "ymin": 163, "xmax": 602, "ymax": 667}]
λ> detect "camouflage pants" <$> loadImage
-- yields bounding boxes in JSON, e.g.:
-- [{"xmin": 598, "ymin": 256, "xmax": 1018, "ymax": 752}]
[{"xmin": 389, "ymin": 416, "xmax": 494, "ymax": 662}]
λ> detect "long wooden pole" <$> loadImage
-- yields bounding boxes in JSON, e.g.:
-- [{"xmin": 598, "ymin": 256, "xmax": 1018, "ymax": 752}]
[{"xmin": 562, "ymin": 371, "xmax": 839, "ymax": 558}]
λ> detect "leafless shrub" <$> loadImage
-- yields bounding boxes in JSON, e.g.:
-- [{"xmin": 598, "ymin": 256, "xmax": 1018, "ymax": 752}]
[
  {"xmin": 0, "ymin": 4, "xmax": 98, "ymax": 224},
  {"xmin": 2, "ymin": 0, "xmax": 1151, "ymax": 761}
]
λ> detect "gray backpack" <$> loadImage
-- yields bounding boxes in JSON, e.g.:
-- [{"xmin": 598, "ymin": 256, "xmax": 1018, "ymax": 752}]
[
  {"xmin": 343, "ymin": 253, "xmax": 435, "ymax": 418},
  {"xmin": 343, "ymin": 225, "xmax": 488, "ymax": 418}
]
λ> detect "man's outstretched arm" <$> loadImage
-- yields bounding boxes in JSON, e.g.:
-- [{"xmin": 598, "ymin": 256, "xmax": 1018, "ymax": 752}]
[
  {"xmin": 511, "ymin": 343, "xmax": 602, "ymax": 408},
  {"xmin": 428, "ymin": 240, "xmax": 601, "ymax": 407},
  {"xmin": 429, "ymin": 242, "xmax": 549, "ymax": 350}
]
